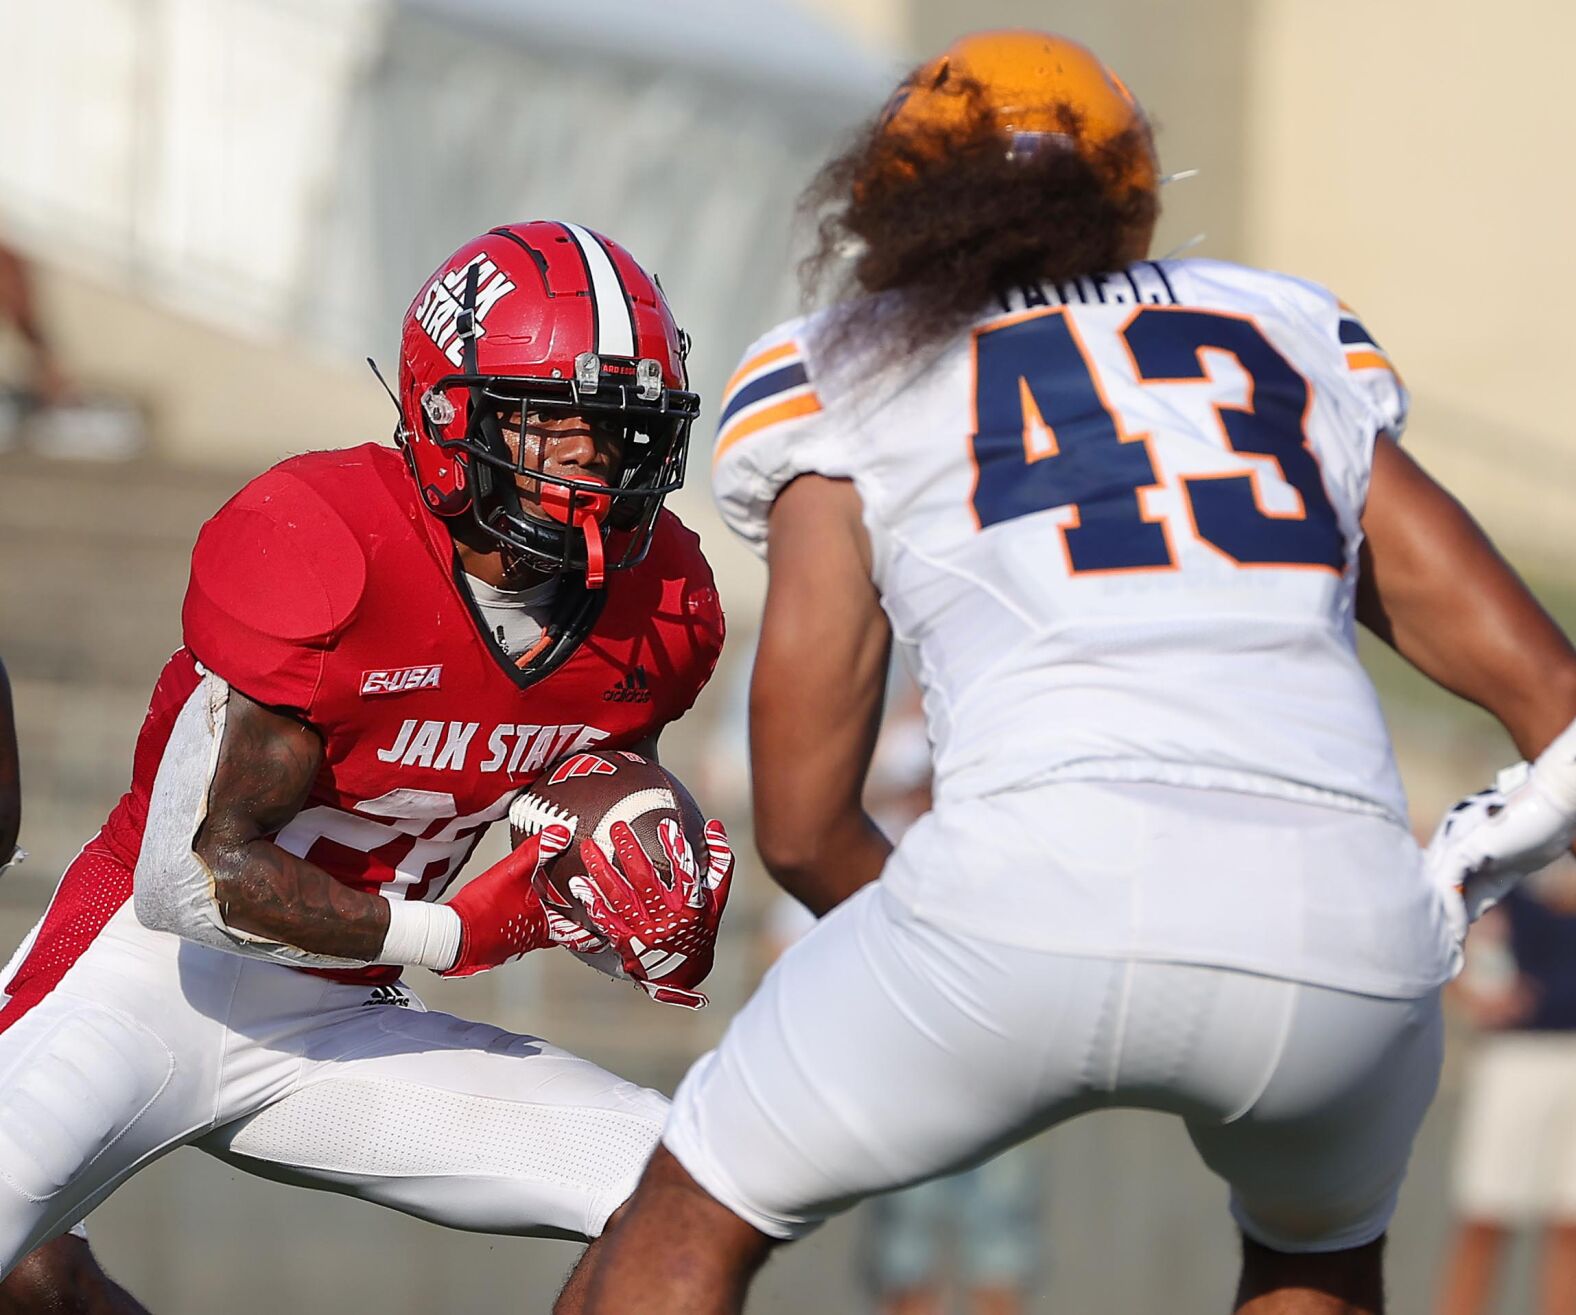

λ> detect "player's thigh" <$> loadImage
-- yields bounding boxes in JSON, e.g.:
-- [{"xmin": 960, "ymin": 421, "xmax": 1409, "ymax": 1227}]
[
  {"xmin": 198, "ymin": 999, "xmax": 667, "ymax": 1241},
  {"xmin": 1185, "ymin": 978, "xmax": 1443, "ymax": 1253},
  {"xmin": 0, "ymin": 990, "xmax": 184, "ymax": 1275},
  {"xmin": 0, "ymin": 902, "xmax": 248, "ymax": 1277},
  {"xmin": 664, "ymin": 882, "xmax": 1112, "ymax": 1239}
]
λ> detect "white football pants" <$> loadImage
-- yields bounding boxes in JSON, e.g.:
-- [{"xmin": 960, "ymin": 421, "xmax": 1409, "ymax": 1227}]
[
  {"xmin": 0, "ymin": 903, "xmax": 666, "ymax": 1277},
  {"xmin": 665, "ymin": 880, "xmax": 1443, "ymax": 1252}
]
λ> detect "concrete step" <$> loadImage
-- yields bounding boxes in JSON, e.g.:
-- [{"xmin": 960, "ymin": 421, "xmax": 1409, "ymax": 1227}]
[
  {"xmin": 1, "ymin": 448, "xmax": 247, "ymax": 543},
  {"xmin": 1, "ymin": 449, "xmax": 245, "ymax": 687}
]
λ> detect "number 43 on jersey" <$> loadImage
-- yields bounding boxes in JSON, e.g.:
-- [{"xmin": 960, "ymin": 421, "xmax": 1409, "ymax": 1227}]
[{"xmin": 968, "ymin": 306, "xmax": 1345, "ymax": 575}]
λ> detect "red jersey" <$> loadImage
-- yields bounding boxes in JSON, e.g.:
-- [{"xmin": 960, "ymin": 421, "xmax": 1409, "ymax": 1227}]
[{"xmin": 3, "ymin": 444, "xmax": 724, "ymax": 1014}]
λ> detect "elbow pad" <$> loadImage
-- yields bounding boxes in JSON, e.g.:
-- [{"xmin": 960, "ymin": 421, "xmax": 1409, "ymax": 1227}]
[{"xmin": 132, "ymin": 672, "xmax": 364, "ymax": 970}]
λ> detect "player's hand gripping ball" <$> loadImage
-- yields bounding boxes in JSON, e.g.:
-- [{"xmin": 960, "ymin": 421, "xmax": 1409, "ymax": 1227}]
[{"xmin": 508, "ymin": 750, "xmax": 733, "ymax": 1008}]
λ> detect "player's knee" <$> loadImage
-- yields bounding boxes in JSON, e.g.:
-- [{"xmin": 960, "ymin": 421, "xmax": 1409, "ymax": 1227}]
[
  {"xmin": 1238, "ymin": 1231, "xmax": 1385, "ymax": 1306},
  {"xmin": 0, "ymin": 1236, "xmax": 93, "ymax": 1313},
  {"xmin": 629, "ymin": 1145, "xmax": 722, "ymax": 1214},
  {"xmin": 628, "ymin": 1147, "xmax": 775, "ymax": 1261}
]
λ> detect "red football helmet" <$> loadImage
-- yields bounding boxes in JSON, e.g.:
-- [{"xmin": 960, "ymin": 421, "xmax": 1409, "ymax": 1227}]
[{"xmin": 396, "ymin": 221, "xmax": 700, "ymax": 586}]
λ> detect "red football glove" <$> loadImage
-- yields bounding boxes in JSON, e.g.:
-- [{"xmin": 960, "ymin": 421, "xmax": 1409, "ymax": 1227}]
[
  {"xmin": 440, "ymin": 824, "xmax": 573, "ymax": 976},
  {"xmin": 561, "ymin": 818, "xmax": 735, "ymax": 1009}
]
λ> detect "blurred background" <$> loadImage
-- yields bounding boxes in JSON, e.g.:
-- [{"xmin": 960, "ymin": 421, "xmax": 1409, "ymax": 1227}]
[{"xmin": 0, "ymin": 0, "xmax": 1571, "ymax": 1310}]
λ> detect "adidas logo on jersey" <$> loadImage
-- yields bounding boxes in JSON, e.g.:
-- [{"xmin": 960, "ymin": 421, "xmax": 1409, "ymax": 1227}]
[
  {"xmin": 361, "ymin": 664, "xmax": 443, "ymax": 696},
  {"xmin": 603, "ymin": 666, "xmax": 653, "ymax": 704},
  {"xmin": 362, "ymin": 984, "xmax": 411, "ymax": 1008}
]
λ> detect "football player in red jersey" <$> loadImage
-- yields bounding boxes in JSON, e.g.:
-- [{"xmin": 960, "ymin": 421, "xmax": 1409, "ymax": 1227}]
[{"xmin": 0, "ymin": 222, "xmax": 730, "ymax": 1312}]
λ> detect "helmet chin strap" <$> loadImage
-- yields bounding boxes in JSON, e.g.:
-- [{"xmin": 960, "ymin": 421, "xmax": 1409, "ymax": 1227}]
[
  {"xmin": 539, "ymin": 481, "xmax": 612, "ymax": 589},
  {"xmin": 580, "ymin": 516, "xmax": 606, "ymax": 590}
]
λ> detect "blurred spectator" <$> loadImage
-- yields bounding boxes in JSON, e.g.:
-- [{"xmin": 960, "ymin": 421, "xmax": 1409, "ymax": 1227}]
[
  {"xmin": 0, "ymin": 235, "xmax": 143, "ymax": 459},
  {"xmin": 0, "ymin": 237, "xmax": 70, "ymax": 408},
  {"xmin": 1435, "ymin": 858, "xmax": 1576, "ymax": 1315},
  {"xmin": 752, "ymin": 672, "xmax": 1046, "ymax": 1315},
  {"xmin": 862, "ymin": 1150, "xmax": 1042, "ymax": 1315}
]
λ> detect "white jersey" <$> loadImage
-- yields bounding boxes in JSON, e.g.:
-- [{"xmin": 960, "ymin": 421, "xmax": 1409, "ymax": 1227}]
[{"xmin": 713, "ymin": 258, "xmax": 1411, "ymax": 822}]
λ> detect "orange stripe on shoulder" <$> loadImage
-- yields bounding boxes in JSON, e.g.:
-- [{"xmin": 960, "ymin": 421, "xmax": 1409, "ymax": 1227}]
[
  {"xmin": 713, "ymin": 392, "xmax": 822, "ymax": 466},
  {"xmin": 723, "ymin": 341, "xmax": 802, "ymax": 401},
  {"xmin": 1345, "ymin": 350, "xmax": 1391, "ymax": 372}
]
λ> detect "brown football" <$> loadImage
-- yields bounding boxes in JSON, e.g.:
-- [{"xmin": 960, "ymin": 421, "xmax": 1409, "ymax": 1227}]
[{"xmin": 508, "ymin": 749, "xmax": 708, "ymax": 935}]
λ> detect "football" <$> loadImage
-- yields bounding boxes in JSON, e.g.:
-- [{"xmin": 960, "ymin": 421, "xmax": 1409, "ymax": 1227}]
[{"xmin": 508, "ymin": 749, "xmax": 709, "ymax": 936}]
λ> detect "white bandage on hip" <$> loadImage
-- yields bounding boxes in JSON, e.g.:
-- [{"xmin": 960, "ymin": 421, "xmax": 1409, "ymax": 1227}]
[
  {"xmin": 132, "ymin": 673, "xmax": 364, "ymax": 970},
  {"xmin": 376, "ymin": 900, "xmax": 462, "ymax": 972}
]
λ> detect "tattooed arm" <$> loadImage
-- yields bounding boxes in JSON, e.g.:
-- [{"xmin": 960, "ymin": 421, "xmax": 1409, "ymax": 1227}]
[{"xmin": 193, "ymin": 688, "xmax": 390, "ymax": 961}]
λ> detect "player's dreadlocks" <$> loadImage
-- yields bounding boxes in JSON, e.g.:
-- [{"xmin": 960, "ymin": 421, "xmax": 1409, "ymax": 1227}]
[{"xmin": 800, "ymin": 76, "xmax": 1159, "ymax": 372}]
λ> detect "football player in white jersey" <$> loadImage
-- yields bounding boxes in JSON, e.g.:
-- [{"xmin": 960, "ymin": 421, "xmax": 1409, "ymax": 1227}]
[{"xmin": 574, "ymin": 30, "xmax": 1576, "ymax": 1315}]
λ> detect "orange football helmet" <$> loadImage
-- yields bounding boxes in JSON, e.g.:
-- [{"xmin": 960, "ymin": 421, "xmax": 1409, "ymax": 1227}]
[{"xmin": 878, "ymin": 30, "xmax": 1157, "ymax": 196}]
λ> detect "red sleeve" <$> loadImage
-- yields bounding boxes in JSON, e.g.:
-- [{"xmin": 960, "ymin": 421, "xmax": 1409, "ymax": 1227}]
[
  {"xmin": 181, "ymin": 468, "xmax": 367, "ymax": 713},
  {"xmin": 654, "ymin": 514, "xmax": 725, "ymax": 723}
]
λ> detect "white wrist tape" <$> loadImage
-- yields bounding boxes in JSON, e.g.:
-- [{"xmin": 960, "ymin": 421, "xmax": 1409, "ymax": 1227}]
[
  {"xmin": 376, "ymin": 900, "xmax": 462, "ymax": 972},
  {"xmin": 1531, "ymin": 716, "xmax": 1576, "ymax": 815},
  {"xmin": 1460, "ymin": 718, "xmax": 1576, "ymax": 882}
]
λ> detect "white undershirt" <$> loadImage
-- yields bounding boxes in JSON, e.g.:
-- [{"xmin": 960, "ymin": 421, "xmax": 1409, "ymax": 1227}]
[{"xmin": 462, "ymin": 573, "xmax": 560, "ymax": 661}]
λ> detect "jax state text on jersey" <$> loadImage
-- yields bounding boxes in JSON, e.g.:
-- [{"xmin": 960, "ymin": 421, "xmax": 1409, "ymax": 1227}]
[{"xmin": 375, "ymin": 719, "xmax": 610, "ymax": 773}]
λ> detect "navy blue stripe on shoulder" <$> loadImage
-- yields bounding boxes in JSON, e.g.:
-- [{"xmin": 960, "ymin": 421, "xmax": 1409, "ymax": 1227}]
[
  {"xmin": 718, "ymin": 361, "xmax": 810, "ymax": 430},
  {"xmin": 1338, "ymin": 318, "xmax": 1381, "ymax": 349}
]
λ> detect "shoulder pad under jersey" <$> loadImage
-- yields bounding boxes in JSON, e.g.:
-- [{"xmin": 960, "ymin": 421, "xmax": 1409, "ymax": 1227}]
[
  {"xmin": 182, "ymin": 465, "xmax": 368, "ymax": 712},
  {"xmin": 628, "ymin": 511, "xmax": 726, "ymax": 720},
  {"xmin": 711, "ymin": 316, "xmax": 851, "ymax": 557},
  {"xmin": 1330, "ymin": 299, "xmax": 1408, "ymax": 442},
  {"xmin": 1180, "ymin": 259, "xmax": 1409, "ymax": 444}
]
